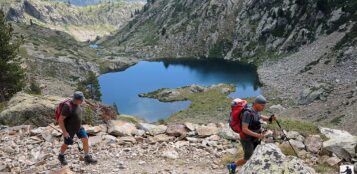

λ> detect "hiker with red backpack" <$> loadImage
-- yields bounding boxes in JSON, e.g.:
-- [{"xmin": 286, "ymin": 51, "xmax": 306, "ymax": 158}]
[
  {"xmin": 55, "ymin": 91, "xmax": 97, "ymax": 165},
  {"xmin": 227, "ymin": 95, "xmax": 277, "ymax": 174}
]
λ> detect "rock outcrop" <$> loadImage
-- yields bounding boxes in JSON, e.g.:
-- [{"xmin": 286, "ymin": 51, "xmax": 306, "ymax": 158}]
[
  {"xmin": 320, "ymin": 127, "xmax": 357, "ymax": 161},
  {"xmin": 240, "ymin": 143, "xmax": 315, "ymax": 174}
]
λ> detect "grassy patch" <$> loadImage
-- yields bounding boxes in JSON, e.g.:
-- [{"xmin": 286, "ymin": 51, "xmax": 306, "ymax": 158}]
[
  {"xmin": 0, "ymin": 102, "xmax": 7, "ymax": 113},
  {"xmin": 267, "ymin": 117, "xmax": 320, "ymax": 135},
  {"xmin": 117, "ymin": 114, "xmax": 141, "ymax": 124},
  {"xmin": 313, "ymin": 163, "xmax": 338, "ymax": 174},
  {"xmin": 278, "ymin": 143, "xmax": 297, "ymax": 156},
  {"xmin": 220, "ymin": 145, "xmax": 244, "ymax": 165},
  {"xmin": 141, "ymin": 84, "xmax": 236, "ymax": 123}
]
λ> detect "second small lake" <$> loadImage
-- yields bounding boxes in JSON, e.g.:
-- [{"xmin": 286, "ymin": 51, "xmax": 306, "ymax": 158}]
[{"xmin": 99, "ymin": 58, "xmax": 261, "ymax": 122}]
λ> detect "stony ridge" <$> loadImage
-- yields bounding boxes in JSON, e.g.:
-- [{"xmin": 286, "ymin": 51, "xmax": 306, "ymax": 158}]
[{"xmin": 1, "ymin": 117, "xmax": 357, "ymax": 173}]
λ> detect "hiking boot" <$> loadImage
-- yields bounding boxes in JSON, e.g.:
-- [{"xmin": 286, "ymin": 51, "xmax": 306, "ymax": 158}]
[
  {"xmin": 58, "ymin": 154, "xmax": 68, "ymax": 165},
  {"xmin": 227, "ymin": 162, "xmax": 237, "ymax": 174},
  {"xmin": 84, "ymin": 155, "xmax": 97, "ymax": 165}
]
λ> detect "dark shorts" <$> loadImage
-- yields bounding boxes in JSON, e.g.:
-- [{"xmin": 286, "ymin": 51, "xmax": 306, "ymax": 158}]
[
  {"xmin": 64, "ymin": 127, "xmax": 88, "ymax": 145},
  {"xmin": 240, "ymin": 138, "xmax": 261, "ymax": 160}
]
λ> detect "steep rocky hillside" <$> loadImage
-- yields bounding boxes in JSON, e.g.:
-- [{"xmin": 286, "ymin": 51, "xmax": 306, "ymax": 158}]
[
  {"xmin": 1, "ymin": 0, "xmax": 144, "ymax": 41},
  {"xmin": 8, "ymin": 23, "xmax": 138, "ymax": 97},
  {"xmin": 103, "ymin": 0, "xmax": 356, "ymax": 62}
]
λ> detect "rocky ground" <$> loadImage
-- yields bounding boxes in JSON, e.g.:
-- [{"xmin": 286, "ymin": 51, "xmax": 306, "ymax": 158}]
[
  {"xmin": 258, "ymin": 25, "xmax": 357, "ymax": 134},
  {"xmin": 1, "ymin": 118, "xmax": 357, "ymax": 174}
]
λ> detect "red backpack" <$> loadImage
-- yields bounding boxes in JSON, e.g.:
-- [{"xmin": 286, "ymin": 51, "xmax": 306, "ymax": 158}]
[
  {"xmin": 54, "ymin": 98, "xmax": 74, "ymax": 123},
  {"xmin": 229, "ymin": 98, "xmax": 249, "ymax": 137}
]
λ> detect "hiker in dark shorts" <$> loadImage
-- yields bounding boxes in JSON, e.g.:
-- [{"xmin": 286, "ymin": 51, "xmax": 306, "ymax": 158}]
[
  {"xmin": 235, "ymin": 95, "xmax": 277, "ymax": 166},
  {"xmin": 58, "ymin": 91, "xmax": 97, "ymax": 165}
]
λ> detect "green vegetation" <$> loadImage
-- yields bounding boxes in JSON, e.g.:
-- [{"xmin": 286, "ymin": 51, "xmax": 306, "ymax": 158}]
[
  {"xmin": 117, "ymin": 114, "xmax": 141, "ymax": 124},
  {"xmin": 0, "ymin": 102, "xmax": 7, "ymax": 113},
  {"xmin": 208, "ymin": 39, "xmax": 233, "ymax": 58},
  {"xmin": 278, "ymin": 143, "xmax": 297, "ymax": 156},
  {"xmin": 141, "ymin": 84, "xmax": 236, "ymax": 123},
  {"xmin": 82, "ymin": 106, "xmax": 96, "ymax": 125},
  {"xmin": 220, "ymin": 144, "xmax": 243, "ymax": 165},
  {"xmin": 76, "ymin": 71, "xmax": 102, "ymax": 101},
  {"xmin": 0, "ymin": 11, "xmax": 25, "ymax": 102},
  {"xmin": 335, "ymin": 22, "xmax": 357, "ymax": 52},
  {"xmin": 27, "ymin": 80, "xmax": 42, "ymax": 95},
  {"xmin": 313, "ymin": 162, "xmax": 338, "ymax": 173},
  {"xmin": 267, "ymin": 117, "xmax": 320, "ymax": 135}
]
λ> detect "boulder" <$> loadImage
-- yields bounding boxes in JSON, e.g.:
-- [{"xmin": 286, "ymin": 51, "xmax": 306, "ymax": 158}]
[
  {"xmin": 304, "ymin": 135, "xmax": 323, "ymax": 153},
  {"xmin": 269, "ymin": 104, "xmax": 286, "ymax": 112},
  {"xmin": 89, "ymin": 135, "xmax": 102, "ymax": 146},
  {"xmin": 325, "ymin": 156, "xmax": 342, "ymax": 166},
  {"xmin": 189, "ymin": 85, "xmax": 206, "ymax": 93},
  {"xmin": 218, "ymin": 124, "xmax": 240, "ymax": 140},
  {"xmin": 102, "ymin": 135, "xmax": 117, "ymax": 144},
  {"xmin": 184, "ymin": 122, "xmax": 197, "ymax": 131},
  {"xmin": 239, "ymin": 143, "xmax": 315, "ymax": 174},
  {"xmin": 287, "ymin": 139, "xmax": 305, "ymax": 150},
  {"xmin": 107, "ymin": 120, "xmax": 137, "ymax": 137},
  {"xmin": 320, "ymin": 127, "xmax": 357, "ymax": 161},
  {"xmin": 0, "ymin": 93, "xmax": 64, "ymax": 127},
  {"xmin": 166, "ymin": 124, "xmax": 187, "ymax": 138},
  {"xmin": 137, "ymin": 123, "xmax": 167, "ymax": 135},
  {"xmin": 83, "ymin": 125, "xmax": 102, "ymax": 135},
  {"xmin": 161, "ymin": 149, "xmax": 179, "ymax": 159},
  {"xmin": 196, "ymin": 124, "xmax": 218, "ymax": 137},
  {"xmin": 118, "ymin": 136, "xmax": 136, "ymax": 144},
  {"xmin": 285, "ymin": 131, "xmax": 301, "ymax": 139},
  {"xmin": 298, "ymin": 83, "xmax": 331, "ymax": 105}
]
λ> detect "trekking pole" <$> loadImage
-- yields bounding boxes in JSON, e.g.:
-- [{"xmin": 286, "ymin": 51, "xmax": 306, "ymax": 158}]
[
  {"xmin": 275, "ymin": 118, "xmax": 299, "ymax": 157},
  {"xmin": 30, "ymin": 119, "xmax": 83, "ymax": 152},
  {"xmin": 47, "ymin": 124, "xmax": 83, "ymax": 151}
]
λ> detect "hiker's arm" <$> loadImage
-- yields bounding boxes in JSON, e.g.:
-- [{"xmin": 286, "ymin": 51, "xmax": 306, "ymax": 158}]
[
  {"xmin": 261, "ymin": 115, "xmax": 270, "ymax": 121},
  {"xmin": 58, "ymin": 115, "xmax": 69, "ymax": 138},
  {"xmin": 60, "ymin": 104, "xmax": 70, "ymax": 138},
  {"xmin": 242, "ymin": 124, "xmax": 263, "ymax": 139},
  {"xmin": 261, "ymin": 115, "xmax": 277, "ymax": 123}
]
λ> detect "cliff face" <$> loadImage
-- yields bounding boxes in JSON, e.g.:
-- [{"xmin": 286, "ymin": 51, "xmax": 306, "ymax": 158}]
[
  {"xmin": 103, "ymin": 0, "xmax": 356, "ymax": 63},
  {"xmin": 1, "ymin": 0, "xmax": 144, "ymax": 41}
]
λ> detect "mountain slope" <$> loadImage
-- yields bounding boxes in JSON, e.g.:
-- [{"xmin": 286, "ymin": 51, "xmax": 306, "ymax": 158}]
[
  {"xmin": 1, "ymin": 0, "xmax": 144, "ymax": 41},
  {"xmin": 103, "ymin": 0, "xmax": 356, "ymax": 63}
]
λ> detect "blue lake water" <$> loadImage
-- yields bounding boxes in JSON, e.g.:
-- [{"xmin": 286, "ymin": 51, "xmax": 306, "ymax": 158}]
[{"xmin": 99, "ymin": 58, "xmax": 261, "ymax": 122}]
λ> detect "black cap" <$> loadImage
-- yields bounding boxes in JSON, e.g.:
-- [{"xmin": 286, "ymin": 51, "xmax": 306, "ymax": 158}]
[
  {"xmin": 254, "ymin": 95, "xmax": 267, "ymax": 104},
  {"xmin": 73, "ymin": 91, "xmax": 85, "ymax": 101}
]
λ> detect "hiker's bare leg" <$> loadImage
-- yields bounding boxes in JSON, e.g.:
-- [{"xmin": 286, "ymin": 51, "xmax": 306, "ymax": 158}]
[
  {"xmin": 235, "ymin": 159, "xmax": 247, "ymax": 166},
  {"xmin": 60, "ymin": 144, "xmax": 68, "ymax": 154},
  {"xmin": 81, "ymin": 137, "xmax": 89, "ymax": 154}
]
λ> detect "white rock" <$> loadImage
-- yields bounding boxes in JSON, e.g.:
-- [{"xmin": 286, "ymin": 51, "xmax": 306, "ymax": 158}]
[
  {"xmin": 320, "ymin": 127, "xmax": 357, "ymax": 161},
  {"xmin": 107, "ymin": 120, "xmax": 137, "ymax": 137},
  {"xmin": 239, "ymin": 143, "xmax": 315, "ymax": 174},
  {"xmin": 304, "ymin": 135, "xmax": 323, "ymax": 153},
  {"xmin": 137, "ymin": 123, "xmax": 167, "ymax": 135},
  {"xmin": 286, "ymin": 139, "xmax": 305, "ymax": 150},
  {"xmin": 162, "ymin": 149, "xmax": 179, "ymax": 159},
  {"xmin": 325, "ymin": 156, "xmax": 341, "ymax": 166},
  {"xmin": 196, "ymin": 124, "xmax": 218, "ymax": 137}
]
